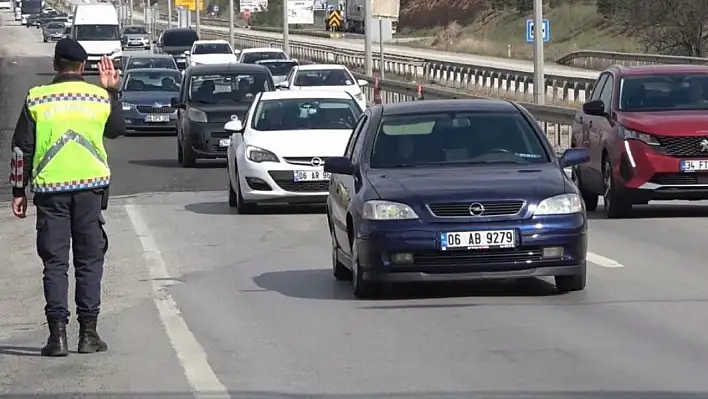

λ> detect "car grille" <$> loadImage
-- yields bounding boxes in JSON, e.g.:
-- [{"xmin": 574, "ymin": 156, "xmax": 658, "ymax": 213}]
[
  {"xmin": 655, "ymin": 136, "xmax": 708, "ymax": 157},
  {"xmin": 413, "ymin": 248, "xmax": 543, "ymax": 267},
  {"xmin": 427, "ymin": 200, "xmax": 525, "ymax": 217},
  {"xmin": 283, "ymin": 156, "xmax": 330, "ymax": 166},
  {"xmin": 268, "ymin": 171, "xmax": 329, "ymax": 193},
  {"xmin": 136, "ymin": 106, "xmax": 175, "ymax": 114},
  {"xmin": 650, "ymin": 173, "xmax": 708, "ymax": 185}
]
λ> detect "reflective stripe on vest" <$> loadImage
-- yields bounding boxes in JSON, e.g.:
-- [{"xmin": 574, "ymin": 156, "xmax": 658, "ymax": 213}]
[{"xmin": 27, "ymin": 81, "xmax": 111, "ymax": 193}]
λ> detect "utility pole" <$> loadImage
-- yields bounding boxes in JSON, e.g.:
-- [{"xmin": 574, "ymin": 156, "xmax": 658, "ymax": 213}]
[
  {"xmin": 167, "ymin": 0, "xmax": 172, "ymax": 27},
  {"xmin": 228, "ymin": 0, "xmax": 234, "ymax": 48},
  {"xmin": 282, "ymin": 0, "xmax": 290, "ymax": 56},
  {"xmin": 532, "ymin": 0, "xmax": 545, "ymax": 105},
  {"xmin": 363, "ymin": 0, "xmax": 372, "ymax": 76},
  {"xmin": 195, "ymin": 0, "xmax": 200, "ymax": 35}
]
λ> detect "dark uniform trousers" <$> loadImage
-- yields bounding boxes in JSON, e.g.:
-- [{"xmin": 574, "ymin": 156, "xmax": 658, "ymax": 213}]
[{"xmin": 34, "ymin": 189, "xmax": 108, "ymax": 322}]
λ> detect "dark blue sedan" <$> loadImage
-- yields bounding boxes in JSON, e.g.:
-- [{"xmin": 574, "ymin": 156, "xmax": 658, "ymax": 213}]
[
  {"xmin": 120, "ymin": 68, "xmax": 182, "ymax": 135},
  {"xmin": 325, "ymin": 99, "xmax": 591, "ymax": 298}
]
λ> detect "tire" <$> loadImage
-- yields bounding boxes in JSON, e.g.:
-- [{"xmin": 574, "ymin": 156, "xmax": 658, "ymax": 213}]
[
  {"xmin": 233, "ymin": 169, "xmax": 257, "ymax": 214},
  {"xmin": 177, "ymin": 139, "xmax": 183, "ymax": 165},
  {"xmin": 330, "ymin": 223, "xmax": 352, "ymax": 281},
  {"xmin": 43, "ymin": 37, "xmax": 47, "ymax": 42},
  {"xmin": 181, "ymin": 140, "xmax": 196, "ymax": 168},
  {"xmin": 602, "ymin": 158, "xmax": 631, "ymax": 218},
  {"xmin": 555, "ymin": 265, "xmax": 587, "ymax": 293},
  {"xmin": 351, "ymin": 239, "xmax": 378, "ymax": 298},
  {"xmin": 573, "ymin": 167, "xmax": 598, "ymax": 212},
  {"xmin": 228, "ymin": 178, "xmax": 238, "ymax": 208}
]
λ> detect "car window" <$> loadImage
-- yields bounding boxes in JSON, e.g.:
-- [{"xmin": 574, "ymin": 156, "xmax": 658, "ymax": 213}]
[
  {"xmin": 127, "ymin": 58, "xmax": 178, "ymax": 70},
  {"xmin": 123, "ymin": 71, "xmax": 182, "ymax": 92},
  {"xmin": 46, "ymin": 22, "xmax": 63, "ymax": 29},
  {"xmin": 599, "ymin": 76, "xmax": 613, "ymax": 112},
  {"xmin": 590, "ymin": 74, "xmax": 609, "ymax": 101},
  {"xmin": 241, "ymin": 51, "xmax": 287, "ymax": 64},
  {"xmin": 251, "ymin": 98, "xmax": 362, "ymax": 131},
  {"xmin": 294, "ymin": 69, "xmax": 354, "ymax": 87},
  {"xmin": 369, "ymin": 112, "xmax": 550, "ymax": 168},
  {"xmin": 618, "ymin": 73, "xmax": 708, "ymax": 111},
  {"xmin": 123, "ymin": 26, "xmax": 146, "ymax": 34},
  {"xmin": 75, "ymin": 24, "xmax": 119, "ymax": 40},
  {"xmin": 163, "ymin": 30, "xmax": 199, "ymax": 46},
  {"xmin": 193, "ymin": 43, "xmax": 232, "ymax": 54},
  {"xmin": 189, "ymin": 73, "xmax": 273, "ymax": 104},
  {"xmin": 345, "ymin": 115, "xmax": 368, "ymax": 158},
  {"xmin": 258, "ymin": 61, "xmax": 298, "ymax": 76}
]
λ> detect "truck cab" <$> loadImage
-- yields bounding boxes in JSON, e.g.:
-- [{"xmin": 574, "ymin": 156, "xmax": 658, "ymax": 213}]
[{"xmin": 72, "ymin": 3, "xmax": 122, "ymax": 72}]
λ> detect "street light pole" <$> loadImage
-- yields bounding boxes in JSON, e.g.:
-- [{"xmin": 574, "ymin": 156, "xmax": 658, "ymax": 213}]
[
  {"xmin": 195, "ymin": 0, "xmax": 200, "ymax": 35},
  {"xmin": 167, "ymin": 0, "xmax": 172, "ymax": 27},
  {"xmin": 532, "ymin": 0, "xmax": 544, "ymax": 105},
  {"xmin": 282, "ymin": 0, "xmax": 290, "ymax": 56},
  {"xmin": 228, "ymin": 0, "xmax": 234, "ymax": 48},
  {"xmin": 363, "ymin": 0, "xmax": 372, "ymax": 76}
]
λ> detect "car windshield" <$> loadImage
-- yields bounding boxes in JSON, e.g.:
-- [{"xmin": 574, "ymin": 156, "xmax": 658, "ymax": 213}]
[
  {"xmin": 127, "ymin": 58, "xmax": 177, "ymax": 70},
  {"xmin": 46, "ymin": 22, "xmax": 63, "ymax": 29},
  {"xmin": 123, "ymin": 71, "xmax": 182, "ymax": 92},
  {"xmin": 51, "ymin": 17, "xmax": 66, "ymax": 22},
  {"xmin": 369, "ymin": 112, "xmax": 550, "ymax": 168},
  {"xmin": 123, "ymin": 26, "xmax": 146, "ymax": 34},
  {"xmin": 241, "ymin": 51, "xmax": 287, "ymax": 64},
  {"xmin": 252, "ymin": 98, "xmax": 362, "ymax": 131},
  {"xmin": 619, "ymin": 73, "xmax": 708, "ymax": 111},
  {"xmin": 75, "ymin": 24, "xmax": 119, "ymax": 41},
  {"xmin": 259, "ymin": 61, "xmax": 298, "ymax": 76},
  {"xmin": 163, "ymin": 30, "xmax": 199, "ymax": 46},
  {"xmin": 294, "ymin": 69, "xmax": 354, "ymax": 87},
  {"xmin": 193, "ymin": 43, "xmax": 232, "ymax": 54},
  {"xmin": 189, "ymin": 73, "xmax": 272, "ymax": 104}
]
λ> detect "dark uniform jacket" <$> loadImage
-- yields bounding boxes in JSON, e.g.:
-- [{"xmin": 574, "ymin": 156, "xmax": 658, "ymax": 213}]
[{"xmin": 10, "ymin": 74, "xmax": 126, "ymax": 198}]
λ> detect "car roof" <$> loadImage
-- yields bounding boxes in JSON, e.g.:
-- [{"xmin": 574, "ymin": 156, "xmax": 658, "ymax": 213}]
[
  {"xmin": 187, "ymin": 63, "xmax": 270, "ymax": 74},
  {"xmin": 260, "ymin": 90, "xmax": 354, "ymax": 100},
  {"xmin": 297, "ymin": 64, "xmax": 347, "ymax": 71},
  {"xmin": 194, "ymin": 39, "xmax": 229, "ymax": 44},
  {"xmin": 124, "ymin": 68, "xmax": 181, "ymax": 74},
  {"xmin": 255, "ymin": 59, "xmax": 297, "ymax": 64},
  {"xmin": 379, "ymin": 99, "xmax": 519, "ymax": 116},
  {"xmin": 241, "ymin": 47, "xmax": 285, "ymax": 53},
  {"xmin": 611, "ymin": 64, "xmax": 708, "ymax": 76},
  {"xmin": 122, "ymin": 25, "xmax": 145, "ymax": 29},
  {"xmin": 127, "ymin": 54, "xmax": 174, "ymax": 59},
  {"xmin": 163, "ymin": 27, "xmax": 197, "ymax": 33}
]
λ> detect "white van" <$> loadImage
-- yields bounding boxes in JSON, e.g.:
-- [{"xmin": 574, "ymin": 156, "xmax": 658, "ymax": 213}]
[{"xmin": 72, "ymin": 4, "xmax": 122, "ymax": 72}]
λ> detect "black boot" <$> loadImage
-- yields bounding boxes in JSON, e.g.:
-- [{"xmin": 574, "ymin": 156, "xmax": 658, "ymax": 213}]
[
  {"xmin": 77, "ymin": 318, "xmax": 108, "ymax": 354},
  {"xmin": 41, "ymin": 319, "xmax": 69, "ymax": 357}
]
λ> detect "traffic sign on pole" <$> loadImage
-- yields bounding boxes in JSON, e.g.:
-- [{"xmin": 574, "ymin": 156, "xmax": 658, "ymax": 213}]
[{"xmin": 526, "ymin": 18, "xmax": 549, "ymax": 42}]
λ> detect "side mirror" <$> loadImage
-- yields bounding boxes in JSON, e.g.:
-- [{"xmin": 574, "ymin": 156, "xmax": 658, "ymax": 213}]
[
  {"xmin": 291, "ymin": 58, "xmax": 298, "ymax": 63},
  {"xmin": 233, "ymin": 49, "xmax": 241, "ymax": 54},
  {"xmin": 559, "ymin": 148, "xmax": 590, "ymax": 168},
  {"xmin": 582, "ymin": 100, "xmax": 606, "ymax": 117},
  {"xmin": 170, "ymin": 97, "xmax": 184, "ymax": 108},
  {"xmin": 324, "ymin": 156, "xmax": 354, "ymax": 175},
  {"xmin": 357, "ymin": 79, "xmax": 369, "ymax": 87},
  {"xmin": 224, "ymin": 120, "xmax": 243, "ymax": 133},
  {"xmin": 276, "ymin": 81, "xmax": 289, "ymax": 89},
  {"xmin": 183, "ymin": 50, "xmax": 190, "ymax": 56}
]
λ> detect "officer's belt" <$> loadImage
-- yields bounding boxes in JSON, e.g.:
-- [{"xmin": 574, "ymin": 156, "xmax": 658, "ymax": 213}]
[{"xmin": 33, "ymin": 130, "xmax": 108, "ymax": 177}]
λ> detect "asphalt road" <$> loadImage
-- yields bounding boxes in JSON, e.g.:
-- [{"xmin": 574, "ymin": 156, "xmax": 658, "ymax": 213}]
[{"xmin": 3, "ymin": 9, "xmax": 708, "ymax": 399}]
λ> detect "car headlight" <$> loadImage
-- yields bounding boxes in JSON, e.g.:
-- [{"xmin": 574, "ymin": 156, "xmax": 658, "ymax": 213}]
[
  {"xmin": 534, "ymin": 194, "xmax": 583, "ymax": 215},
  {"xmin": 121, "ymin": 102, "xmax": 133, "ymax": 111},
  {"xmin": 187, "ymin": 108, "xmax": 207, "ymax": 123},
  {"xmin": 245, "ymin": 145, "xmax": 278, "ymax": 163},
  {"xmin": 619, "ymin": 126, "xmax": 659, "ymax": 146},
  {"xmin": 110, "ymin": 48, "xmax": 121, "ymax": 56},
  {"xmin": 362, "ymin": 200, "xmax": 419, "ymax": 220}
]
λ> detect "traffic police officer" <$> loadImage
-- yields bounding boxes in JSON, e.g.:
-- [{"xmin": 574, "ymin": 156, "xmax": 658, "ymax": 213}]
[{"xmin": 9, "ymin": 38, "xmax": 125, "ymax": 357}]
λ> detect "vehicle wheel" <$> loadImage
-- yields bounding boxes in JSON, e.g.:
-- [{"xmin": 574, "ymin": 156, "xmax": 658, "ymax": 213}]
[
  {"xmin": 573, "ymin": 167, "xmax": 598, "ymax": 212},
  {"xmin": 181, "ymin": 141, "xmax": 196, "ymax": 168},
  {"xmin": 555, "ymin": 267, "xmax": 586, "ymax": 293},
  {"xmin": 233, "ymin": 169, "xmax": 257, "ymax": 214},
  {"xmin": 602, "ymin": 158, "xmax": 631, "ymax": 218},
  {"xmin": 228, "ymin": 178, "xmax": 238, "ymax": 207},
  {"xmin": 177, "ymin": 139, "xmax": 184, "ymax": 165},
  {"xmin": 43, "ymin": 37, "xmax": 47, "ymax": 42},
  {"xmin": 351, "ymin": 239, "xmax": 378, "ymax": 298},
  {"xmin": 331, "ymin": 223, "xmax": 352, "ymax": 281}
]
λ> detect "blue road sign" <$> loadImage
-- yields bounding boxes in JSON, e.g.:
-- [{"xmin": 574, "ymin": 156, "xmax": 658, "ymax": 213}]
[{"xmin": 526, "ymin": 19, "xmax": 550, "ymax": 43}]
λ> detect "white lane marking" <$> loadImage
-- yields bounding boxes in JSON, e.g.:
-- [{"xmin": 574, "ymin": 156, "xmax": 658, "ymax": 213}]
[
  {"xmin": 587, "ymin": 251, "xmax": 624, "ymax": 268},
  {"xmin": 124, "ymin": 203, "xmax": 231, "ymax": 399}
]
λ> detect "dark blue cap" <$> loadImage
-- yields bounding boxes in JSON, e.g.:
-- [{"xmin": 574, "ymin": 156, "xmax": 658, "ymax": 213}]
[{"xmin": 54, "ymin": 38, "xmax": 88, "ymax": 62}]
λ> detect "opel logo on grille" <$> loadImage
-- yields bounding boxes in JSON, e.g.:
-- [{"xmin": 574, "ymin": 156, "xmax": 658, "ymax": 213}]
[
  {"xmin": 699, "ymin": 139, "xmax": 708, "ymax": 152},
  {"xmin": 311, "ymin": 157, "xmax": 324, "ymax": 167},
  {"xmin": 468, "ymin": 203, "xmax": 485, "ymax": 216}
]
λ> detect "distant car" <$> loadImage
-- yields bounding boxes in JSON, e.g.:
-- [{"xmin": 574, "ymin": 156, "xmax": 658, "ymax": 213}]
[
  {"xmin": 225, "ymin": 90, "xmax": 364, "ymax": 212},
  {"xmin": 122, "ymin": 54, "xmax": 179, "ymax": 74},
  {"xmin": 186, "ymin": 39, "xmax": 238, "ymax": 66},
  {"xmin": 42, "ymin": 21, "xmax": 65, "ymax": 42},
  {"xmin": 255, "ymin": 59, "xmax": 299, "ymax": 85},
  {"xmin": 572, "ymin": 65, "xmax": 708, "ymax": 218},
  {"xmin": 324, "ymin": 99, "xmax": 590, "ymax": 298},
  {"xmin": 279, "ymin": 64, "xmax": 368, "ymax": 110},
  {"xmin": 121, "ymin": 25, "xmax": 150, "ymax": 50},
  {"xmin": 120, "ymin": 68, "xmax": 182, "ymax": 135},
  {"xmin": 236, "ymin": 47, "xmax": 288, "ymax": 64},
  {"xmin": 171, "ymin": 63, "xmax": 276, "ymax": 167},
  {"xmin": 61, "ymin": 26, "xmax": 71, "ymax": 39},
  {"xmin": 154, "ymin": 28, "xmax": 199, "ymax": 70},
  {"xmin": 50, "ymin": 16, "xmax": 69, "ymax": 27}
]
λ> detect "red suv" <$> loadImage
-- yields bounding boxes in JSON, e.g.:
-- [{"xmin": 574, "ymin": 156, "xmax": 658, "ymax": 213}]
[{"xmin": 571, "ymin": 65, "xmax": 708, "ymax": 218}]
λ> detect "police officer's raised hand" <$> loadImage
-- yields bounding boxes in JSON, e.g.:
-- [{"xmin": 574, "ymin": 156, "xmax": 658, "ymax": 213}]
[
  {"xmin": 12, "ymin": 196, "xmax": 27, "ymax": 219},
  {"xmin": 98, "ymin": 56, "xmax": 119, "ymax": 90}
]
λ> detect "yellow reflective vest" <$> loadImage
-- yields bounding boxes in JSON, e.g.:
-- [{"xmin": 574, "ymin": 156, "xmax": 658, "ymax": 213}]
[{"xmin": 26, "ymin": 81, "xmax": 111, "ymax": 193}]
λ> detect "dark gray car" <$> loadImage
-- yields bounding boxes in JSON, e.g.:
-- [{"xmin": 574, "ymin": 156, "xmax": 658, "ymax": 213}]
[
  {"xmin": 121, "ymin": 25, "xmax": 149, "ymax": 50},
  {"xmin": 154, "ymin": 28, "xmax": 199, "ymax": 70},
  {"xmin": 42, "ymin": 21, "xmax": 65, "ymax": 42},
  {"xmin": 120, "ymin": 68, "xmax": 182, "ymax": 135}
]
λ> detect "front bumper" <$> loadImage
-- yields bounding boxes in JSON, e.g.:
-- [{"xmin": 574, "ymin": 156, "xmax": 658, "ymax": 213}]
[
  {"xmin": 84, "ymin": 54, "xmax": 123, "ymax": 73},
  {"xmin": 617, "ymin": 139, "xmax": 708, "ymax": 201},
  {"xmin": 355, "ymin": 213, "xmax": 587, "ymax": 282},
  {"xmin": 123, "ymin": 112, "xmax": 177, "ymax": 133},
  {"xmin": 185, "ymin": 122, "xmax": 231, "ymax": 159},
  {"xmin": 238, "ymin": 160, "xmax": 331, "ymax": 205},
  {"xmin": 123, "ymin": 38, "xmax": 150, "ymax": 49}
]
